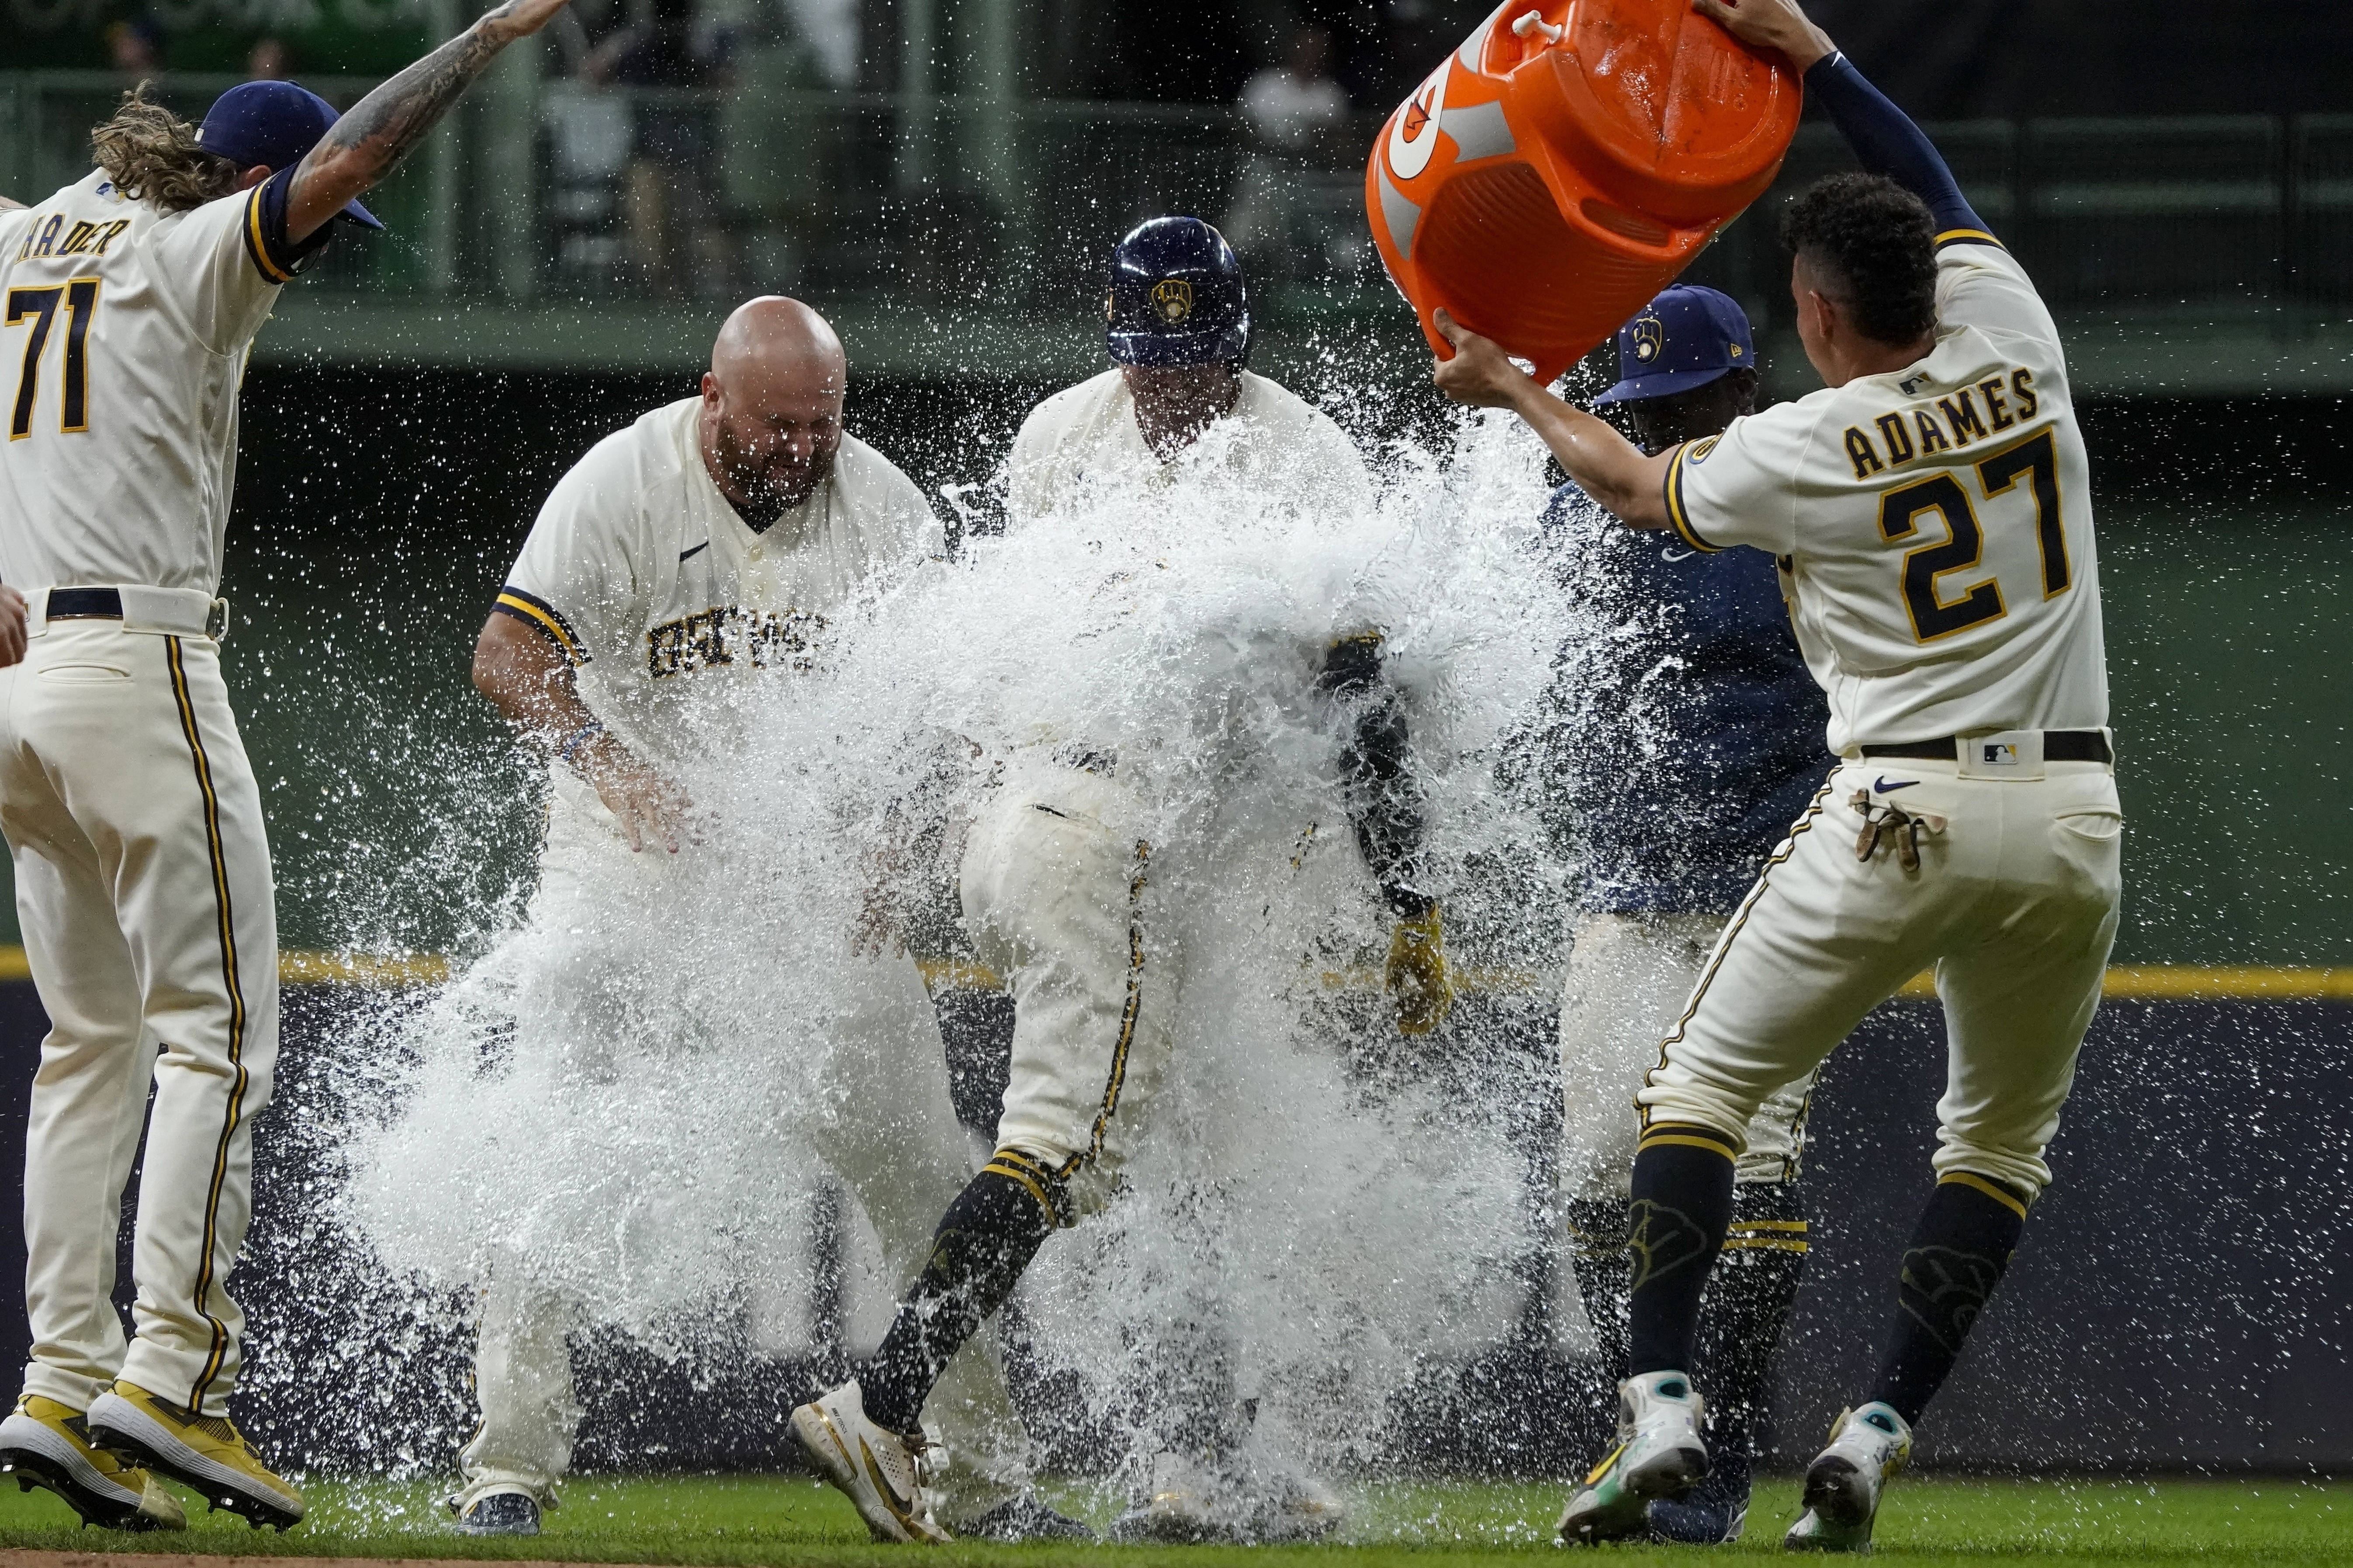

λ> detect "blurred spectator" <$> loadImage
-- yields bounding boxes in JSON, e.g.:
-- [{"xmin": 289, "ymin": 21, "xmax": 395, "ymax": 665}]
[
  {"xmin": 1239, "ymin": 26, "xmax": 1349, "ymax": 152},
  {"xmin": 584, "ymin": 0, "xmax": 738, "ymax": 299},
  {"xmin": 246, "ymin": 36, "xmax": 290, "ymax": 81},
  {"xmin": 106, "ymin": 18, "xmax": 163, "ymax": 75},
  {"xmin": 1225, "ymin": 26, "xmax": 1352, "ymax": 283}
]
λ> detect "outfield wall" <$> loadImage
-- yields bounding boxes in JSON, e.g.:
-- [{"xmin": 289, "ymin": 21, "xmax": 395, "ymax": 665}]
[{"xmin": 0, "ymin": 977, "xmax": 2336, "ymax": 1476}]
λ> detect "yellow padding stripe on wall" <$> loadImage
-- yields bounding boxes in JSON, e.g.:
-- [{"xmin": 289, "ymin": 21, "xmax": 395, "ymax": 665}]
[
  {"xmin": 0, "ymin": 950, "xmax": 2343, "ymax": 999},
  {"xmin": 1892, "ymin": 966, "xmax": 2353, "ymax": 1002},
  {"xmin": 0, "ymin": 948, "xmax": 449, "ymax": 988}
]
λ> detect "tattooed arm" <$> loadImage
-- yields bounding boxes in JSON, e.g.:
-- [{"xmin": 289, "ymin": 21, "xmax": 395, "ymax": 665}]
[{"xmin": 283, "ymin": 0, "xmax": 574, "ymax": 243}]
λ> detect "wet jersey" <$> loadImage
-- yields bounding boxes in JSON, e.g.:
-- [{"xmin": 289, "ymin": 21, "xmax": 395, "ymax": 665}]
[
  {"xmin": 0, "ymin": 168, "xmax": 318, "ymax": 595},
  {"xmin": 1661, "ymin": 239, "xmax": 2106, "ymax": 755},
  {"xmin": 1006, "ymin": 368, "xmax": 1371, "ymax": 527},
  {"xmin": 495, "ymin": 397, "xmax": 941, "ymax": 774}
]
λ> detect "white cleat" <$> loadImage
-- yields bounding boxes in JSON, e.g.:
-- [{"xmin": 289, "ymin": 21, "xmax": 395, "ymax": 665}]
[
  {"xmin": 1557, "ymin": 1370, "xmax": 1710, "ymax": 1545},
  {"xmin": 1132, "ymin": 1449, "xmax": 1221, "ymax": 1543},
  {"xmin": 788, "ymin": 1380, "xmax": 950, "ymax": 1544},
  {"xmin": 1117, "ymin": 1447, "xmax": 1345, "ymax": 1545},
  {"xmin": 1256, "ymin": 1467, "xmax": 1346, "ymax": 1543},
  {"xmin": 1785, "ymin": 1402, "xmax": 1913, "ymax": 1553}
]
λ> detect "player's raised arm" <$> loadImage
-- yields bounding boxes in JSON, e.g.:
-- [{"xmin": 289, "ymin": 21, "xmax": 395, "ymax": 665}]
[
  {"xmin": 1431, "ymin": 310, "xmax": 1673, "ymax": 530},
  {"xmin": 281, "ymin": 0, "xmax": 575, "ymax": 244},
  {"xmin": 1693, "ymin": 0, "xmax": 1991, "ymax": 241}
]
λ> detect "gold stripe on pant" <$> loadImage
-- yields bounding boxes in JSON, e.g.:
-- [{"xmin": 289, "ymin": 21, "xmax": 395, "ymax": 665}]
[{"xmin": 0, "ymin": 620, "xmax": 278, "ymax": 1416}]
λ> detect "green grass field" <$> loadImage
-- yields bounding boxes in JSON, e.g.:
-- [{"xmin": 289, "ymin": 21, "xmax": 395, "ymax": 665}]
[{"xmin": 0, "ymin": 1474, "xmax": 2343, "ymax": 1566}]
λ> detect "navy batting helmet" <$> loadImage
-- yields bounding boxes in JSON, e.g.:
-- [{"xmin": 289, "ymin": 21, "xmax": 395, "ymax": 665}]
[{"xmin": 1106, "ymin": 217, "xmax": 1249, "ymax": 368}]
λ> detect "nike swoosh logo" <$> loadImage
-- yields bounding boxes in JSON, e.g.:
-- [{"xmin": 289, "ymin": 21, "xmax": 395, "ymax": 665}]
[
  {"xmin": 858, "ymin": 1437, "xmax": 922, "ymax": 1526},
  {"xmin": 1660, "ymin": 549, "xmax": 1696, "ymax": 562},
  {"xmin": 1873, "ymin": 777, "xmax": 1919, "ymax": 793}
]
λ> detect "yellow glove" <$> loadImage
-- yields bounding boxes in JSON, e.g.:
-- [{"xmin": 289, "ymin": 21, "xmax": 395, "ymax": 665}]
[{"xmin": 1384, "ymin": 904, "xmax": 1453, "ymax": 1036}]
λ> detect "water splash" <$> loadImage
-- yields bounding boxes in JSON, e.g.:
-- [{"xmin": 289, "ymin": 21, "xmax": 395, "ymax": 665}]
[{"xmin": 301, "ymin": 394, "xmax": 1604, "ymax": 1494}]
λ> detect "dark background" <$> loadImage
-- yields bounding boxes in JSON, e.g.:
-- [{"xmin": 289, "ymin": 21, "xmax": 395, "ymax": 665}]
[
  {"xmin": 23, "ymin": 1, "xmax": 2353, "ymax": 119},
  {"xmin": 0, "ymin": 983, "xmax": 2341, "ymax": 1478}
]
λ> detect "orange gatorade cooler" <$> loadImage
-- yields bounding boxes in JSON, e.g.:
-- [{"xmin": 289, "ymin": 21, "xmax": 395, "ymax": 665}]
[{"xmin": 1367, "ymin": 0, "xmax": 1803, "ymax": 383}]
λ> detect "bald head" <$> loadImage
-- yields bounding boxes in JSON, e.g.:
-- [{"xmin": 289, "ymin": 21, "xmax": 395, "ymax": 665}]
[{"xmin": 699, "ymin": 297, "xmax": 848, "ymax": 528}]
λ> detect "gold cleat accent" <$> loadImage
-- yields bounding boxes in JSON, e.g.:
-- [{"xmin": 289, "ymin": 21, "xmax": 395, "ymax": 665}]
[
  {"xmin": 0, "ymin": 1395, "xmax": 185, "ymax": 1531},
  {"xmin": 86, "ymin": 1381, "xmax": 301, "ymax": 1530},
  {"xmin": 788, "ymin": 1380, "xmax": 950, "ymax": 1544}
]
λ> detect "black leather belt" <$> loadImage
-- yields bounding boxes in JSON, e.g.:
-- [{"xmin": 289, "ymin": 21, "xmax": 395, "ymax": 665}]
[
  {"xmin": 1863, "ymin": 730, "xmax": 2112, "ymax": 765},
  {"xmin": 46, "ymin": 587, "xmax": 123, "ymax": 619}
]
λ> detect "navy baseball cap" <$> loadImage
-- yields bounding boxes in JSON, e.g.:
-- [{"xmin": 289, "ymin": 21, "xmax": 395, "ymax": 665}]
[
  {"xmin": 197, "ymin": 81, "xmax": 381, "ymax": 230},
  {"xmin": 1592, "ymin": 284, "xmax": 1752, "ymax": 406}
]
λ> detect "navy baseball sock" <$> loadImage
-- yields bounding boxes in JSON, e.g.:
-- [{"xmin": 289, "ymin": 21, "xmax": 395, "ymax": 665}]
[
  {"xmin": 1863, "ymin": 1174, "xmax": 2028, "ymax": 1425},
  {"xmin": 1564, "ymin": 1197, "xmax": 1633, "ymax": 1383},
  {"xmin": 855, "ymin": 1162, "xmax": 1061, "ymax": 1433},
  {"xmin": 1694, "ymin": 1180, "xmax": 1809, "ymax": 1469},
  {"xmin": 1625, "ymin": 1126, "xmax": 1739, "ymax": 1377}
]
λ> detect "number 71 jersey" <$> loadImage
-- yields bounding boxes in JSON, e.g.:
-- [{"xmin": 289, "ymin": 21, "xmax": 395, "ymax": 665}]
[
  {"xmin": 0, "ymin": 169, "xmax": 298, "ymax": 597},
  {"xmin": 1659, "ymin": 235, "xmax": 2106, "ymax": 756}
]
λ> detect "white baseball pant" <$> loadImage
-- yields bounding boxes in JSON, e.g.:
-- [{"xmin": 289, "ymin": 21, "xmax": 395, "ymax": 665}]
[
  {"xmin": 0, "ymin": 605, "xmax": 278, "ymax": 1417},
  {"xmin": 958, "ymin": 760, "xmax": 1178, "ymax": 1223},
  {"xmin": 458, "ymin": 790, "xmax": 1032, "ymax": 1520},
  {"xmin": 1639, "ymin": 747, "xmax": 2122, "ymax": 1200},
  {"xmin": 1559, "ymin": 911, "xmax": 1813, "ymax": 1204}
]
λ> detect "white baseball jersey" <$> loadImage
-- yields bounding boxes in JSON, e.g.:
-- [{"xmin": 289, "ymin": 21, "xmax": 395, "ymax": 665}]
[
  {"xmin": 1661, "ymin": 240, "xmax": 2106, "ymax": 755},
  {"xmin": 995, "ymin": 367, "xmax": 1376, "ymax": 770},
  {"xmin": 1005, "ymin": 367, "xmax": 1371, "ymax": 527},
  {"xmin": 0, "ymin": 165, "xmax": 324, "ymax": 1422},
  {"xmin": 496, "ymin": 397, "xmax": 941, "ymax": 775},
  {"xmin": 0, "ymin": 169, "xmax": 315, "ymax": 595}
]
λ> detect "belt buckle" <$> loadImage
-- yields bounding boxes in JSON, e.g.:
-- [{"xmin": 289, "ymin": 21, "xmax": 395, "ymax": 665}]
[{"xmin": 205, "ymin": 597, "xmax": 229, "ymax": 643}]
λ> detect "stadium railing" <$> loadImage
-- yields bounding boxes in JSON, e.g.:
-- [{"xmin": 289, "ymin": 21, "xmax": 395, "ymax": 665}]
[{"xmin": 4, "ymin": 70, "xmax": 2348, "ymax": 359}]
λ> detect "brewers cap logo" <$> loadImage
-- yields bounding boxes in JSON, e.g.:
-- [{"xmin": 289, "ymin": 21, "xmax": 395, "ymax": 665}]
[
  {"xmin": 1150, "ymin": 278, "xmax": 1194, "ymax": 324},
  {"xmin": 1631, "ymin": 314, "xmax": 1665, "ymax": 364}
]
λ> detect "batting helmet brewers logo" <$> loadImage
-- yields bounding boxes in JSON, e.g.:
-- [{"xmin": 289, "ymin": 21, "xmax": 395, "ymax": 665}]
[
  {"xmin": 1631, "ymin": 314, "xmax": 1665, "ymax": 364},
  {"xmin": 1149, "ymin": 279, "xmax": 1194, "ymax": 323}
]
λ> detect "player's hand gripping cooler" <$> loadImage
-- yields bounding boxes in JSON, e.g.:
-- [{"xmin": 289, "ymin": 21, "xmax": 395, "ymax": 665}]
[{"xmin": 1367, "ymin": 0, "xmax": 1803, "ymax": 382}]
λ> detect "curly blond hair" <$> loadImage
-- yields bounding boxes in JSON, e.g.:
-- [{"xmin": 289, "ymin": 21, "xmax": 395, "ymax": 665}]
[{"xmin": 90, "ymin": 83, "xmax": 239, "ymax": 214}]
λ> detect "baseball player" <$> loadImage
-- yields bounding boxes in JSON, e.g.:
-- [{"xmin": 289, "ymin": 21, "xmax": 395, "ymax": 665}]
[
  {"xmin": 791, "ymin": 218, "xmax": 1442, "ymax": 1544},
  {"xmin": 1542, "ymin": 284, "xmax": 1832, "ymax": 1544},
  {"xmin": 453, "ymin": 296, "xmax": 1075, "ymax": 1543},
  {"xmin": 0, "ymin": 1, "xmax": 574, "ymax": 1532},
  {"xmin": 1437, "ymin": 0, "xmax": 2118, "ymax": 1548}
]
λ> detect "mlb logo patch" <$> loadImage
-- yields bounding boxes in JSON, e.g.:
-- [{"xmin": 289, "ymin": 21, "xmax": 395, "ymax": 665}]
[{"xmin": 1981, "ymin": 743, "xmax": 2021, "ymax": 767}]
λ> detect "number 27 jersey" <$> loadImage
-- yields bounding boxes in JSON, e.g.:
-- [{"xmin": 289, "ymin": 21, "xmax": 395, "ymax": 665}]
[{"xmin": 1661, "ymin": 237, "xmax": 2106, "ymax": 756}]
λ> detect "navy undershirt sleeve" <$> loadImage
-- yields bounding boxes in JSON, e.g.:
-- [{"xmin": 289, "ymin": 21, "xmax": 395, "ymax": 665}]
[
  {"xmin": 248, "ymin": 164, "xmax": 336, "ymax": 282},
  {"xmin": 1803, "ymin": 51, "xmax": 1988, "ymax": 239}
]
